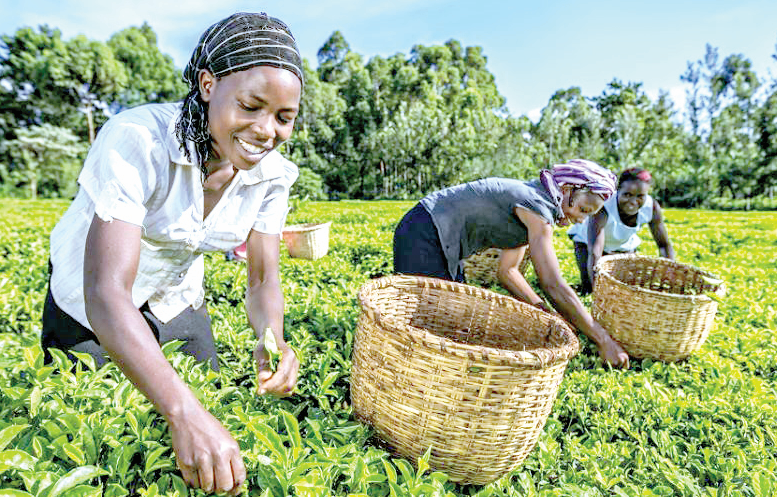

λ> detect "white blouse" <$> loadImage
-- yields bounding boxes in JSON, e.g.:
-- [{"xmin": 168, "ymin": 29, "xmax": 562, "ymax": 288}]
[
  {"xmin": 49, "ymin": 102, "xmax": 298, "ymax": 329},
  {"xmin": 568, "ymin": 194, "xmax": 654, "ymax": 252}
]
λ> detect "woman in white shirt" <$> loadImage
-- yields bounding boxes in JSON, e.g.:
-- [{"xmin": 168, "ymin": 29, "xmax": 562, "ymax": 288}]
[
  {"xmin": 42, "ymin": 12, "xmax": 302, "ymax": 494},
  {"xmin": 568, "ymin": 167, "xmax": 675, "ymax": 294}
]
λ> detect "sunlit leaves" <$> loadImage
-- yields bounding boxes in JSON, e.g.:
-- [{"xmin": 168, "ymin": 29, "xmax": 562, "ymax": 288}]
[{"xmin": 2, "ymin": 200, "xmax": 777, "ymax": 496}]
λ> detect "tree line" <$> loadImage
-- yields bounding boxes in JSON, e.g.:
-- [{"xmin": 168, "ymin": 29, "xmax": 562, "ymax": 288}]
[{"xmin": 1, "ymin": 23, "xmax": 776, "ymax": 207}]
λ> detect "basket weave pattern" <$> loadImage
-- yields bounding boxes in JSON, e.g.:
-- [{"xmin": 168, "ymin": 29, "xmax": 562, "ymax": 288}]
[
  {"xmin": 351, "ymin": 275, "xmax": 579, "ymax": 484},
  {"xmin": 282, "ymin": 222, "xmax": 331, "ymax": 260},
  {"xmin": 462, "ymin": 247, "xmax": 532, "ymax": 287},
  {"xmin": 592, "ymin": 254, "xmax": 725, "ymax": 362}
]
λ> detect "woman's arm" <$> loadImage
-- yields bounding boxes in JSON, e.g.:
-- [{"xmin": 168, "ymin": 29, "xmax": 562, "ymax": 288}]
[
  {"xmin": 245, "ymin": 229, "xmax": 300, "ymax": 395},
  {"xmin": 648, "ymin": 201, "xmax": 675, "ymax": 260},
  {"xmin": 514, "ymin": 207, "xmax": 629, "ymax": 368},
  {"xmin": 585, "ymin": 209, "xmax": 608, "ymax": 288},
  {"xmin": 496, "ymin": 246, "xmax": 547, "ymax": 308},
  {"xmin": 84, "ymin": 216, "xmax": 245, "ymax": 495}
]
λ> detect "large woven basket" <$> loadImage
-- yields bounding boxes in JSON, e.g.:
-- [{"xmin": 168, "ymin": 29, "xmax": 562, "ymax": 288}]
[
  {"xmin": 462, "ymin": 247, "xmax": 532, "ymax": 287},
  {"xmin": 351, "ymin": 274, "xmax": 579, "ymax": 485},
  {"xmin": 592, "ymin": 254, "xmax": 726, "ymax": 362},
  {"xmin": 282, "ymin": 222, "xmax": 331, "ymax": 260}
]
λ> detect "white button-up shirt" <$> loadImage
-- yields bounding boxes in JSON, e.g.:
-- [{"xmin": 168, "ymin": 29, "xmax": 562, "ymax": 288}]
[{"xmin": 49, "ymin": 102, "xmax": 298, "ymax": 329}]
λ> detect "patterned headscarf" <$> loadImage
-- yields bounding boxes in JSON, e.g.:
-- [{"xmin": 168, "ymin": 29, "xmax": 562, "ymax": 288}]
[
  {"xmin": 539, "ymin": 159, "xmax": 617, "ymax": 219},
  {"xmin": 175, "ymin": 12, "xmax": 304, "ymax": 175}
]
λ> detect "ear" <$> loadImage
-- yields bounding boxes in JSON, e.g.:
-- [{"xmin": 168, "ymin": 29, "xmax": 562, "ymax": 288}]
[
  {"xmin": 198, "ymin": 69, "xmax": 217, "ymax": 102},
  {"xmin": 560, "ymin": 184, "xmax": 573, "ymax": 202}
]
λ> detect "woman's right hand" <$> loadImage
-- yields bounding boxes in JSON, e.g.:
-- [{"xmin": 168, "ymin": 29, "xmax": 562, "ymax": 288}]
[
  {"xmin": 596, "ymin": 334, "xmax": 630, "ymax": 369},
  {"xmin": 169, "ymin": 401, "xmax": 246, "ymax": 495}
]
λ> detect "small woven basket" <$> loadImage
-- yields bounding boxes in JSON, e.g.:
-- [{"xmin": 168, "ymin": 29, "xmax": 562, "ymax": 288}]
[
  {"xmin": 351, "ymin": 274, "xmax": 579, "ymax": 485},
  {"xmin": 462, "ymin": 247, "xmax": 532, "ymax": 287},
  {"xmin": 592, "ymin": 254, "xmax": 726, "ymax": 362},
  {"xmin": 282, "ymin": 222, "xmax": 331, "ymax": 260}
]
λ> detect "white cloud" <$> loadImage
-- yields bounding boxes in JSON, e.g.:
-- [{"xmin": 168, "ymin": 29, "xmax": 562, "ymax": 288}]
[{"xmin": 526, "ymin": 107, "xmax": 542, "ymax": 123}]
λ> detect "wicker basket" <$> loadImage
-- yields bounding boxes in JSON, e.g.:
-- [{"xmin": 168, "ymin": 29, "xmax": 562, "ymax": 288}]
[
  {"xmin": 592, "ymin": 254, "xmax": 726, "ymax": 362},
  {"xmin": 462, "ymin": 247, "xmax": 532, "ymax": 287},
  {"xmin": 351, "ymin": 274, "xmax": 579, "ymax": 485},
  {"xmin": 282, "ymin": 222, "xmax": 331, "ymax": 260}
]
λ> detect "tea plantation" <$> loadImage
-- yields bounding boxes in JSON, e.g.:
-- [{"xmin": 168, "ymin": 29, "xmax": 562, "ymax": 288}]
[{"xmin": 1, "ymin": 199, "xmax": 775, "ymax": 496}]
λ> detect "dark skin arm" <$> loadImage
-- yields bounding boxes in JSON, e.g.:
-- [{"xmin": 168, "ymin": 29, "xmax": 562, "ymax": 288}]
[
  {"xmin": 648, "ymin": 200, "xmax": 675, "ymax": 260},
  {"xmin": 245, "ymin": 229, "xmax": 300, "ymax": 395},
  {"xmin": 497, "ymin": 246, "xmax": 553, "ymax": 313},
  {"xmin": 585, "ymin": 208, "xmax": 609, "ymax": 290},
  {"xmin": 84, "ymin": 216, "xmax": 245, "ymax": 495},
  {"xmin": 515, "ymin": 207, "xmax": 629, "ymax": 368}
]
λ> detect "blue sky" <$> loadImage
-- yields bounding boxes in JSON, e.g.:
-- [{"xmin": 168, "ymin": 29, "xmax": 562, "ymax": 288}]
[{"xmin": 2, "ymin": 0, "xmax": 776, "ymax": 121}]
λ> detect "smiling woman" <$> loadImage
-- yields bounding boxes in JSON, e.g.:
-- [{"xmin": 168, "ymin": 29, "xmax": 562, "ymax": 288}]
[
  {"xmin": 40, "ymin": 12, "xmax": 304, "ymax": 496},
  {"xmin": 568, "ymin": 167, "xmax": 676, "ymax": 295}
]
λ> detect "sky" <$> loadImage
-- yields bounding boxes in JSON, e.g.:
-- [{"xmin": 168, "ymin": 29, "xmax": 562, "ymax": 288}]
[{"xmin": 2, "ymin": 0, "xmax": 776, "ymax": 122}]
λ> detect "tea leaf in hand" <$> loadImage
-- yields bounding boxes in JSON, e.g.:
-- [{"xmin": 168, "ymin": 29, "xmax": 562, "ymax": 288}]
[{"xmin": 263, "ymin": 327, "xmax": 281, "ymax": 372}]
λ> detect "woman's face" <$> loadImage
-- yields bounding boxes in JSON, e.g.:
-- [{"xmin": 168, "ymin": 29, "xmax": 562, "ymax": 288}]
[
  {"xmin": 199, "ymin": 65, "xmax": 302, "ymax": 170},
  {"xmin": 559, "ymin": 188, "xmax": 605, "ymax": 226},
  {"xmin": 617, "ymin": 180, "xmax": 650, "ymax": 216}
]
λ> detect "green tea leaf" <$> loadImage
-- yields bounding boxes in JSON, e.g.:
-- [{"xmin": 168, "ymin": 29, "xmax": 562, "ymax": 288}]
[
  {"xmin": 62, "ymin": 442, "xmax": 85, "ymax": 466},
  {"xmin": 279, "ymin": 410, "xmax": 302, "ymax": 449},
  {"xmin": 263, "ymin": 327, "xmax": 281, "ymax": 372},
  {"xmin": 42, "ymin": 466, "xmax": 107, "ymax": 497},
  {"xmin": 143, "ymin": 445, "xmax": 172, "ymax": 476},
  {"xmin": 103, "ymin": 484, "xmax": 130, "ymax": 497},
  {"xmin": 28, "ymin": 386, "xmax": 41, "ymax": 418},
  {"xmin": 0, "ymin": 449, "xmax": 37, "ymax": 472},
  {"xmin": 0, "ymin": 424, "xmax": 28, "ymax": 451},
  {"xmin": 0, "ymin": 490, "xmax": 35, "ymax": 496}
]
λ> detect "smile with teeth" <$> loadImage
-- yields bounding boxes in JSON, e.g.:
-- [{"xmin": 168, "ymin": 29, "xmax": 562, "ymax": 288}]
[{"xmin": 237, "ymin": 137, "xmax": 268, "ymax": 154}]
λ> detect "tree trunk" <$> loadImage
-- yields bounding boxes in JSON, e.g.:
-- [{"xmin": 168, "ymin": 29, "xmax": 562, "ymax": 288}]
[{"xmin": 86, "ymin": 105, "xmax": 95, "ymax": 144}]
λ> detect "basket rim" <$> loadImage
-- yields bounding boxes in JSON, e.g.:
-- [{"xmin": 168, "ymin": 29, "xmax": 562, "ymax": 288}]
[
  {"xmin": 594, "ymin": 253, "xmax": 726, "ymax": 302},
  {"xmin": 283, "ymin": 221, "xmax": 332, "ymax": 233},
  {"xmin": 358, "ymin": 274, "xmax": 580, "ymax": 367}
]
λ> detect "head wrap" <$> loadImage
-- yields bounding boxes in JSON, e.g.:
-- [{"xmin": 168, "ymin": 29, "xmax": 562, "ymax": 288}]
[
  {"xmin": 618, "ymin": 167, "xmax": 652, "ymax": 186},
  {"xmin": 175, "ymin": 12, "xmax": 304, "ymax": 175},
  {"xmin": 539, "ymin": 159, "xmax": 617, "ymax": 220}
]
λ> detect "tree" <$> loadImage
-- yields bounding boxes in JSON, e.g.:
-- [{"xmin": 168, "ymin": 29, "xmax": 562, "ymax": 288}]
[
  {"xmin": 3, "ymin": 124, "xmax": 86, "ymax": 199},
  {"xmin": 0, "ymin": 25, "xmax": 128, "ymax": 144},
  {"xmin": 65, "ymin": 34, "xmax": 128, "ymax": 142},
  {"xmin": 107, "ymin": 23, "xmax": 187, "ymax": 109}
]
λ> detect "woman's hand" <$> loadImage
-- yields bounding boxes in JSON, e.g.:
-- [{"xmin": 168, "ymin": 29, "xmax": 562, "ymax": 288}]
[
  {"xmin": 169, "ymin": 400, "xmax": 246, "ymax": 495},
  {"xmin": 254, "ymin": 341, "xmax": 300, "ymax": 396},
  {"xmin": 596, "ymin": 334, "xmax": 630, "ymax": 369}
]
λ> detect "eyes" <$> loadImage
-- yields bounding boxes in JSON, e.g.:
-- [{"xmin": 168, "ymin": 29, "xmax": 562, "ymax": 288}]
[{"xmin": 238, "ymin": 100, "xmax": 297, "ymax": 125}]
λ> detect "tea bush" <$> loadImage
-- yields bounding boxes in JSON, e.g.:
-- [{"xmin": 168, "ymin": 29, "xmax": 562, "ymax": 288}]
[{"xmin": 1, "ymin": 199, "xmax": 775, "ymax": 496}]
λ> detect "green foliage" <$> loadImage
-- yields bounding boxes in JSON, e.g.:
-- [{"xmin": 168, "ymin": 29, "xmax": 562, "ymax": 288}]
[
  {"xmin": 2, "ymin": 124, "xmax": 87, "ymax": 199},
  {"xmin": 1, "ymin": 24, "xmax": 776, "ymax": 201},
  {"xmin": 290, "ymin": 166, "xmax": 327, "ymax": 201},
  {"xmin": 107, "ymin": 23, "xmax": 187, "ymax": 108},
  {"xmin": 2, "ymin": 199, "xmax": 776, "ymax": 496}
]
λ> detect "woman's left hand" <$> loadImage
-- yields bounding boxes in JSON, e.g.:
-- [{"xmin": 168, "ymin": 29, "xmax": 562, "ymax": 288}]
[{"xmin": 254, "ymin": 342, "xmax": 300, "ymax": 396}]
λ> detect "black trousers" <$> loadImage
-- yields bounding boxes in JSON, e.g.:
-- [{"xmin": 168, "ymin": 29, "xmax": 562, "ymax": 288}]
[
  {"xmin": 393, "ymin": 202, "xmax": 464, "ymax": 282},
  {"xmin": 42, "ymin": 265, "xmax": 219, "ymax": 370}
]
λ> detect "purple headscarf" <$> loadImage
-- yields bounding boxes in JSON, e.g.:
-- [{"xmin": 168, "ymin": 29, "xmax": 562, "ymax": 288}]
[{"xmin": 540, "ymin": 159, "xmax": 617, "ymax": 215}]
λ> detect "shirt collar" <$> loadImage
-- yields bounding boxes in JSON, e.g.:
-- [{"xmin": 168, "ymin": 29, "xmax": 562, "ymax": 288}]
[
  {"xmin": 164, "ymin": 103, "xmax": 285, "ymax": 184},
  {"xmin": 239, "ymin": 150, "xmax": 286, "ymax": 185}
]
